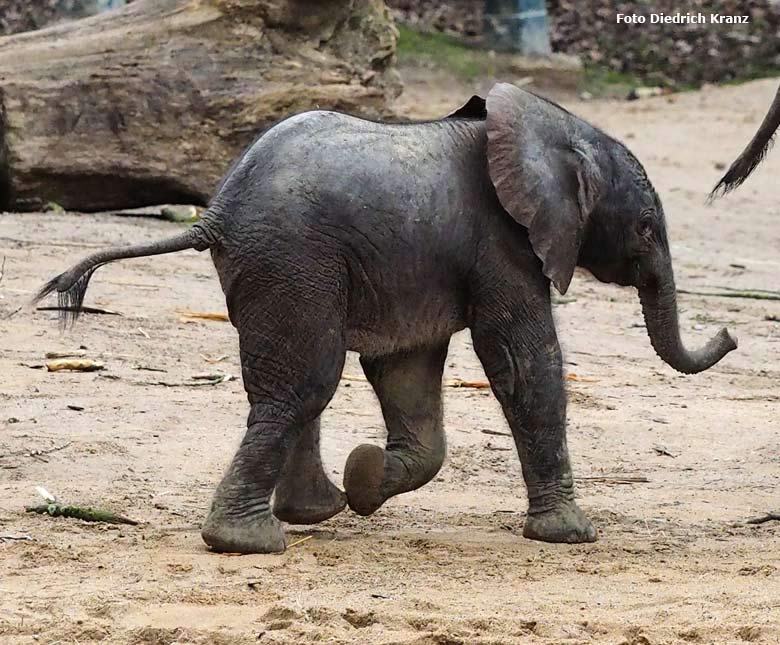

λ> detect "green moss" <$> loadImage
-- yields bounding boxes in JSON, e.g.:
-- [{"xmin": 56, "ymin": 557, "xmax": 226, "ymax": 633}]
[
  {"xmin": 581, "ymin": 64, "xmax": 643, "ymax": 97},
  {"xmin": 396, "ymin": 25, "xmax": 495, "ymax": 80},
  {"xmin": 582, "ymin": 63, "xmax": 704, "ymax": 97},
  {"xmin": 721, "ymin": 65, "xmax": 780, "ymax": 87}
]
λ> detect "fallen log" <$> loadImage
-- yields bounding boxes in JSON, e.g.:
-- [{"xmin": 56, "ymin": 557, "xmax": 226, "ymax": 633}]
[{"xmin": 0, "ymin": 0, "xmax": 400, "ymax": 211}]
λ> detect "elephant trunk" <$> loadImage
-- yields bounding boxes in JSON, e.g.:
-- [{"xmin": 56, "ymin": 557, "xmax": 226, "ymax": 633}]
[{"xmin": 638, "ymin": 264, "xmax": 737, "ymax": 374}]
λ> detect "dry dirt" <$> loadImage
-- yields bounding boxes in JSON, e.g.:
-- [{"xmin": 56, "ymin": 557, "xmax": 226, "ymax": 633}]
[{"xmin": 1, "ymin": 77, "xmax": 779, "ymax": 645}]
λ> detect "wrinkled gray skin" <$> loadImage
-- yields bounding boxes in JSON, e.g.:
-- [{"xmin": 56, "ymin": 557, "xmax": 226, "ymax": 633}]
[{"xmin": 36, "ymin": 84, "xmax": 737, "ymax": 554}]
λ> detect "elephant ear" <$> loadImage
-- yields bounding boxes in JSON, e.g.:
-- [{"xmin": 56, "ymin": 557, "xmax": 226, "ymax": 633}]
[
  {"xmin": 485, "ymin": 83, "xmax": 603, "ymax": 294},
  {"xmin": 445, "ymin": 95, "xmax": 487, "ymax": 120}
]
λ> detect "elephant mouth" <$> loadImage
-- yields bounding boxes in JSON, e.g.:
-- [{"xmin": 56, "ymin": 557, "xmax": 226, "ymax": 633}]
[{"xmin": 583, "ymin": 259, "xmax": 636, "ymax": 287}]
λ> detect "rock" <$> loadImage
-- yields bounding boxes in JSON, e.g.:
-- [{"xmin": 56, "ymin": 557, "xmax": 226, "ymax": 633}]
[{"xmin": 626, "ymin": 86, "xmax": 664, "ymax": 101}]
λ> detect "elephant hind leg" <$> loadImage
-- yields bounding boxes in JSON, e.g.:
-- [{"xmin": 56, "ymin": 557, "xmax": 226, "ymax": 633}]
[
  {"xmin": 202, "ymin": 303, "xmax": 346, "ymax": 554},
  {"xmin": 273, "ymin": 416, "xmax": 346, "ymax": 524},
  {"xmin": 344, "ymin": 342, "xmax": 448, "ymax": 516}
]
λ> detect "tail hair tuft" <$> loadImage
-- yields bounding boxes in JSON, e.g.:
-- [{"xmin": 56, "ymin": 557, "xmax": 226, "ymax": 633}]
[{"xmin": 33, "ymin": 267, "xmax": 98, "ymax": 329}]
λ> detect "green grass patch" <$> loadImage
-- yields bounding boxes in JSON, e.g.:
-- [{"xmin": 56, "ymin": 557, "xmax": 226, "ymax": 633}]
[
  {"xmin": 395, "ymin": 25, "xmax": 496, "ymax": 80},
  {"xmin": 396, "ymin": 24, "xmax": 779, "ymax": 95},
  {"xmin": 583, "ymin": 60, "xmax": 779, "ymax": 97},
  {"xmin": 581, "ymin": 65, "xmax": 642, "ymax": 97},
  {"xmin": 720, "ymin": 64, "xmax": 780, "ymax": 87}
]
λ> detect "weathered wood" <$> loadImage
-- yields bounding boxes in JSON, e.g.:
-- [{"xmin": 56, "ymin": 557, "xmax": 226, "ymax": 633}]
[{"xmin": 0, "ymin": 0, "xmax": 400, "ymax": 211}]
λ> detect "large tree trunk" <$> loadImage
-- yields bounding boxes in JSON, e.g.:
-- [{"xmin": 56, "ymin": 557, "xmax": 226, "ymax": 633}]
[{"xmin": 0, "ymin": 0, "xmax": 400, "ymax": 211}]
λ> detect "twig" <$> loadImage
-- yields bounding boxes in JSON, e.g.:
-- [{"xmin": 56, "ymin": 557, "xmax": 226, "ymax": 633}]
[
  {"xmin": 746, "ymin": 512, "xmax": 780, "ymax": 525},
  {"xmin": 446, "ymin": 378, "xmax": 490, "ymax": 389},
  {"xmin": 105, "ymin": 279, "xmax": 160, "ymax": 290},
  {"xmin": 342, "ymin": 376, "xmax": 492, "ymax": 390},
  {"xmin": 677, "ymin": 288, "xmax": 780, "ymax": 302},
  {"xmin": 0, "ymin": 534, "xmax": 33, "ymax": 542},
  {"xmin": 45, "ymin": 442, "xmax": 73, "ymax": 454},
  {"xmin": 287, "ymin": 535, "xmax": 314, "ymax": 549},
  {"xmin": 481, "ymin": 429, "xmax": 511, "ymax": 437},
  {"xmin": 727, "ymin": 394, "xmax": 779, "ymax": 402},
  {"xmin": 201, "ymin": 354, "xmax": 229, "ymax": 363},
  {"xmin": 653, "ymin": 445, "xmax": 678, "ymax": 458},
  {"xmin": 0, "ymin": 236, "xmax": 104, "ymax": 249},
  {"xmin": 576, "ymin": 476, "xmax": 650, "ymax": 484},
  {"xmin": 177, "ymin": 311, "xmax": 229, "ymax": 322},
  {"xmin": 3, "ymin": 442, "xmax": 72, "ymax": 460},
  {"xmin": 2, "ymin": 305, "xmax": 22, "ymax": 320},
  {"xmin": 706, "ymin": 285, "xmax": 780, "ymax": 296},
  {"xmin": 37, "ymin": 305, "xmax": 121, "ymax": 316},
  {"xmin": 148, "ymin": 373, "xmax": 234, "ymax": 387},
  {"xmin": 107, "ymin": 205, "xmax": 200, "ymax": 222},
  {"xmin": 191, "ymin": 372, "xmax": 232, "ymax": 381},
  {"xmin": 45, "ymin": 350, "xmax": 87, "ymax": 359},
  {"xmin": 26, "ymin": 503, "xmax": 138, "ymax": 525},
  {"xmin": 132, "ymin": 365, "xmax": 167, "ymax": 373}
]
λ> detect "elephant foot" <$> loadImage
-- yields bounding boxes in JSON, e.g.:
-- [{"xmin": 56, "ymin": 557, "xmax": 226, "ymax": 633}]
[
  {"xmin": 201, "ymin": 508, "xmax": 286, "ymax": 554},
  {"xmin": 344, "ymin": 443, "xmax": 386, "ymax": 516},
  {"xmin": 523, "ymin": 502, "xmax": 597, "ymax": 544},
  {"xmin": 273, "ymin": 480, "xmax": 347, "ymax": 525}
]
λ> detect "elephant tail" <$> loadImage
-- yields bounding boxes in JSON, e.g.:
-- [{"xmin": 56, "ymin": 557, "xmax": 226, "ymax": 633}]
[
  {"xmin": 710, "ymin": 84, "xmax": 780, "ymax": 198},
  {"xmin": 33, "ymin": 211, "xmax": 222, "ymax": 328}
]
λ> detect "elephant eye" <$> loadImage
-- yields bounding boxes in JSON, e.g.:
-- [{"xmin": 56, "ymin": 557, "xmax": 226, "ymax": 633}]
[{"xmin": 637, "ymin": 213, "xmax": 654, "ymax": 237}]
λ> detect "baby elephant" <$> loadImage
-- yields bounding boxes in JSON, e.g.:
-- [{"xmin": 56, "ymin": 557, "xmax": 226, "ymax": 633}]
[{"xmin": 36, "ymin": 83, "xmax": 737, "ymax": 554}]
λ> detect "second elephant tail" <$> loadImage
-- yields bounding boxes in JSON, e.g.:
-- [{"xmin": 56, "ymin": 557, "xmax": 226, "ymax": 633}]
[{"xmin": 711, "ymin": 83, "xmax": 780, "ymax": 197}]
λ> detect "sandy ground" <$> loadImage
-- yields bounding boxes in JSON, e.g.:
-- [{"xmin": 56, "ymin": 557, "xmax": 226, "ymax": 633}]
[{"xmin": 1, "ymin": 77, "xmax": 779, "ymax": 645}]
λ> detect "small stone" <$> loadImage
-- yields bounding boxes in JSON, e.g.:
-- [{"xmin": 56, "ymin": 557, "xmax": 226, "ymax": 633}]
[{"xmin": 161, "ymin": 205, "xmax": 200, "ymax": 223}]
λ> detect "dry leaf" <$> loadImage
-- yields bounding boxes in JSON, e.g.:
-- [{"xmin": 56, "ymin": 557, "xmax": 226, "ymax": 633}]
[{"xmin": 46, "ymin": 359, "xmax": 104, "ymax": 372}]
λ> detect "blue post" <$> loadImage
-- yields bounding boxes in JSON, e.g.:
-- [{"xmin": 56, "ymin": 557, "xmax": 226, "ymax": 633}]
[
  {"xmin": 484, "ymin": 0, "xmax": 552, "ymax": 56},
  {"xmin": 56, "ymin": 0, "xmax": 126, "ymax": 14}
]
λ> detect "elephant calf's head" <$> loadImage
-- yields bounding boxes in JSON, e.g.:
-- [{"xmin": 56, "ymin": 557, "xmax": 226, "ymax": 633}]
[{"xmin": 481, "ymin": 83, "xmax": 737, "ymax": 374}]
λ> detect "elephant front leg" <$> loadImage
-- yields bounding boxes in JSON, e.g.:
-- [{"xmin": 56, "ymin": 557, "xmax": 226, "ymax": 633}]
[
  {"xmin": 273, "ymin": 417, "xmax": 346, "ymax": 524},
  {"xmin": 344, "ymin": 343, "xmax": 448, "ymax": 516},
  {"xmin": 473, "ymin": 322, "xmax": 597, "ymax": 544}
]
